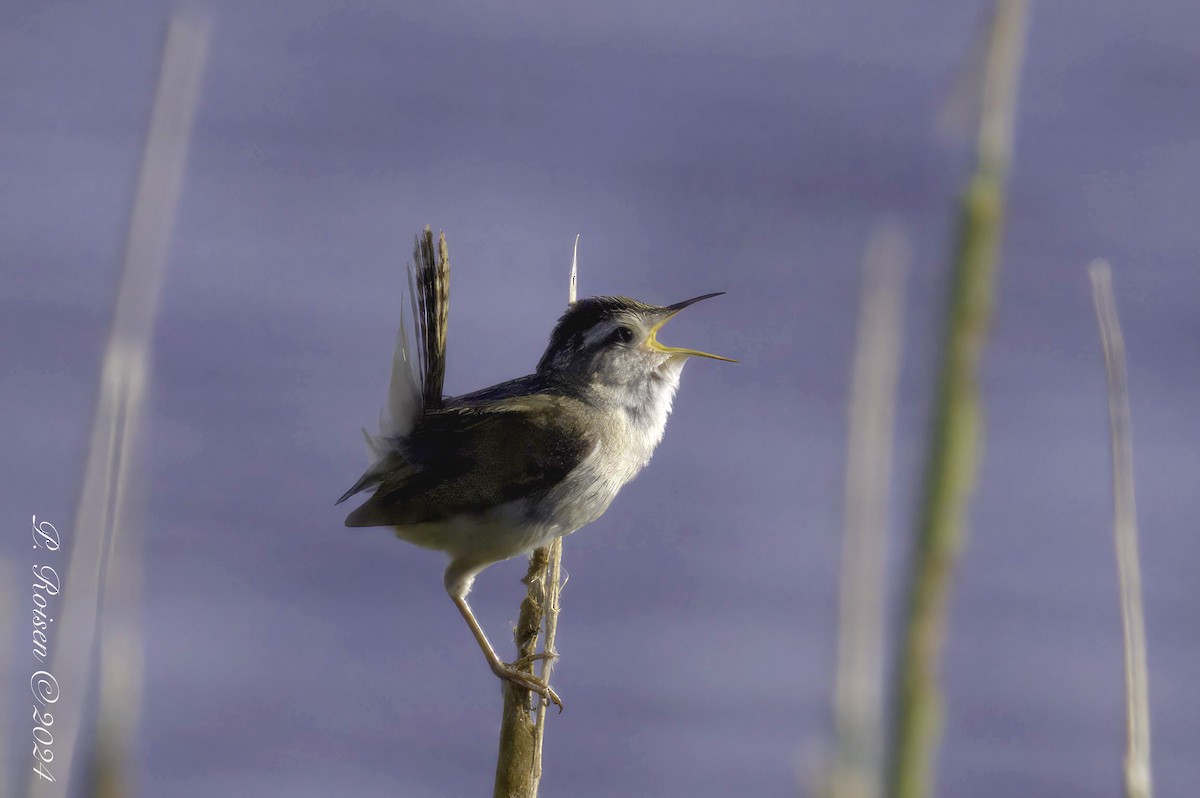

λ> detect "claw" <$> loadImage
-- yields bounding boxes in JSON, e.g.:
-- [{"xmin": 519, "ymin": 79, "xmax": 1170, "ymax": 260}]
[
  {"xmin": 543, "ymin": 684, "xmax": 564, "ymax": 713},
  {"xmin": 512, "ymin": 651, "xmax": 559, "ymax": 669},
  {"xmin": 494, "ymin": 664, "xmax": 563, "ymax": 711}
]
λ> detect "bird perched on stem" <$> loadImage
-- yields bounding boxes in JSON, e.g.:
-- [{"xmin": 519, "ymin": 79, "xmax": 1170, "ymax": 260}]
[{"xmin": 339, "ymin": 228, "xmax": 732, "ymax": 709}]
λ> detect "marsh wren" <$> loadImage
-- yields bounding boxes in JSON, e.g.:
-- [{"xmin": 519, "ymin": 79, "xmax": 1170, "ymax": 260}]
[{"xmin": 338, "ymin": 232, "xmax": 731, "ymax": 708}]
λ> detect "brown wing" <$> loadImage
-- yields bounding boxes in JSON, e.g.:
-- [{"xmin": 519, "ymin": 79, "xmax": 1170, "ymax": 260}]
[{"xmin": 343, "ymin": 394, "xmax": 596, "ymax": 528}]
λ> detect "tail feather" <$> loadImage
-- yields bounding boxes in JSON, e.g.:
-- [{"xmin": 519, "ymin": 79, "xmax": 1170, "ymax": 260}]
[
  {"xmin": 364, "ymin": 227, "xmax": 448, "ymax": 448},
  {"xmin": 412, "ymin": 227, "xmax": 449, "ymax": 410},
  {"xmin": 342, "ymin": 226, "xmax": 450, "ymax": 515},
  {"xmin": 380, "ymin": 289, "xmax": 420, "ymax": 440},
  {"xmin": 336, "ymin": 467, "xmax": 383, "ymax": 505},
  {"xmin": 361, "ymin": 426, "xmax": 387, "ymax": 460}
]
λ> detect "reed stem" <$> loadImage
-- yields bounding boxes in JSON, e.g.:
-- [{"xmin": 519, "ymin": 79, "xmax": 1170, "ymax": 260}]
[
  {"xmin": 1088, "ymin": 261, "xmax": 1153, "ymax": 798},
  {"xmin": 20, "ymin": 12, "xmax": 210, "ymax": 797},
  {"xmin": 886, "ymin": 4, "xmax": 1028, "ymax": 797},
  {"xmin": 827, "ymin": 223, "xmax": 908, "ymax": 798},
  {"xmin": 493, "ymin": 236, "xmax": 578, "ymax": 797}
]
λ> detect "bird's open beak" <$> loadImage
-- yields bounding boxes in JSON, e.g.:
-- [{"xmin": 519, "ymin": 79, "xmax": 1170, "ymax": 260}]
[{"xmin": 645, "ymin": 292, "xmax": 737, "ymax": 362}]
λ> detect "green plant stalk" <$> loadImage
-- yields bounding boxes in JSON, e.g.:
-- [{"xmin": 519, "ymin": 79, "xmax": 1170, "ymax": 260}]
[
  {"xmin": 887, "ymin": 172, "xmax": 1002, "ymax": 798},
  {"xmin": 887, "ymin": 4, "xmax": 1028, "ymax": 795}
]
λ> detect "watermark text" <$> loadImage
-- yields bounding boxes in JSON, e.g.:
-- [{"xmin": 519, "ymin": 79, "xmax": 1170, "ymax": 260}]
[{"xmin": 31, "ymin": 516, "xmax": 62, "ymax": 784}]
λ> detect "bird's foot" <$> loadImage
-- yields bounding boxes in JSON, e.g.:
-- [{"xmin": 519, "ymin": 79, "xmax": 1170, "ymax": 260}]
[{"xmin": 492, "ymin": 663, "xmax": 563, "ymax": 712}]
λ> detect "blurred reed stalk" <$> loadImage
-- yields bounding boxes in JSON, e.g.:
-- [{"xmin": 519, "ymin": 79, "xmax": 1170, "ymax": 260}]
[
  {"xmin": 825, "ymin": 223, "xmax": 909, "ymax": 798},
  {"xmin": 886, "ymin": 3, "xmax": 1028, "ymax": 798},
  {"xmin": 494, "ymin": 237, "xmax": 577, "ymax": 798},
  {"xmin": 1088, "ymin": 261, "xmax": 1153, "ymax": 798},
  {"xmin": 1, "ymin": 560, "xmax": 13, "ymax": 798},
  {"xmin": 19, "ymin": 10, "xmax": 211, "ymax": 798}
]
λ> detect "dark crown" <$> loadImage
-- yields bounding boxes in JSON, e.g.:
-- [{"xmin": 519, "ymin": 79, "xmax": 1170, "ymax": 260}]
[{"xmin": 536, "ymin": 296, "xmax": 659, "ymax": 373}]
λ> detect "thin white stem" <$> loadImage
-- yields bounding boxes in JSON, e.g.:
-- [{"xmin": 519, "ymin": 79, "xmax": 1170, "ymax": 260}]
[
  {"xmin": 569, "ymin": 234, "xmax": 579, "ymax": 305},
  {"xmin": 829, "ymin": 222, "xmax": 908, "ymax": 798},
  {"xmin": 1089, "ymin": 260, "xmax": 1153, "ymax": 798},
  {"xmin": 529, "ymin": 236, "xmax": 580, "ymax": 787}
]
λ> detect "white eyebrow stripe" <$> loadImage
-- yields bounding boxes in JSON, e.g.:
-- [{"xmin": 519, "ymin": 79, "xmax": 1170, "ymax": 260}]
[{"xmin": 581, "ymin": 320, "xmax": 616, "ymax": 349}]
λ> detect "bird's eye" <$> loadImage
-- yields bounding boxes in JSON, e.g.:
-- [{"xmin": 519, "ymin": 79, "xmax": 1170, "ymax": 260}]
[{"xmin": 612, "ymin": 326, "xmax": 635, "ymax": 344}]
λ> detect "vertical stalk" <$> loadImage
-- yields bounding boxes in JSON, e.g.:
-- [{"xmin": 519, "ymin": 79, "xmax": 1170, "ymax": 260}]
[
  {"xmin": 886, "ymin": 3, "xmax": 1028, "ymax": 797},
  {"xmin": 493, "ymin": 236, "xmax": 578, "ymax": 797},
  {"xmin": 1088, "ymin": 261, "xmax": 1153, "ymax": 798},
  {"xmin": 20, "ymin": 11, "xmax": 211, "ymax": 797},
  {"xmin": 827, "ymin": 223, "xmax": 908, "ymax": 798},
  {"xmin": 494, "ymin": 548, "xmax": 552, "ymax": 798},
  {"xmin": 531, "ymin": 237, "xmax": 577, "ymax": 775}
]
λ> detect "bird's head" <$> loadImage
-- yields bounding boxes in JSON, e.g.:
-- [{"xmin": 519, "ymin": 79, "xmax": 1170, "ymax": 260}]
[{"xmin": 536, "ymin": 293, "xmax": 733, "ymax": 392}]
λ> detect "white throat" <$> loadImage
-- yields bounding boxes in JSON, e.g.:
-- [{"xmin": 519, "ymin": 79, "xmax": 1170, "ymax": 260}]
[{"xmin": 596, "ymin": 357, "xmax": 686, "ymax": 475}]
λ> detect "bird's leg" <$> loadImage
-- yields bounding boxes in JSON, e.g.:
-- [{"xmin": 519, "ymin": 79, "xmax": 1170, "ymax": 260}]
[{"xmin": 452, "ymin": 595, "xmax": 563, "ymax": 710}]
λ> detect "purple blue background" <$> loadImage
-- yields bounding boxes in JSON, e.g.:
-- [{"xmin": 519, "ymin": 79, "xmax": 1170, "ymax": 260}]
[{"xmin": 4, "ymin": 1, "xmax": 1198, "ymax": 795}]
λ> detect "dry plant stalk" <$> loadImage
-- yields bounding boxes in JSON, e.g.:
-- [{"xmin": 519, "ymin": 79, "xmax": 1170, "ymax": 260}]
[
  {"xmin": 493, "ymin": 236, "xmax": 578, "ymax": 797},
  {"xmin": 494, "ymin": 547, "xmax": 553, "ymax": 797},
  {"xmin": 1088, "ymin": 260, "xmax": 1153, "ymax": 798},
  {"xmin": 22, "ymin": 12, "xmax": 211, "ymax": 798},
  {"xmin": 887, "ymin": 3, "xmax": 1028, "ymax": 797},
  {"xmin": 826, "ymin": 223, "xmax": 908, "ymax": 798}
]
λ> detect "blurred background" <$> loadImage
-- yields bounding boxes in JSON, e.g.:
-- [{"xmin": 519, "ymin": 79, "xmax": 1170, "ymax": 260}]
[{"xmin": 3, "ymin": 1, "xmax": 1197, "ymax": 796}]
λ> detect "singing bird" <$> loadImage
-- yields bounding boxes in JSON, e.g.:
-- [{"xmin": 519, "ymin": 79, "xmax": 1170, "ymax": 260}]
[{"xmin": 339, "ymin": 236, "xmax": 731, "ymax": 708}]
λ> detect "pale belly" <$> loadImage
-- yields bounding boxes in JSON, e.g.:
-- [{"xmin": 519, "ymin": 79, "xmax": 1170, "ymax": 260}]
[
  {"xmin": 392, "ymin": 452, "xmax": 627, "ymax": 566},
  {"xmin": 392, "ymin": 500, "xmax": 561, "ymax": 564},
  {"xmin": 389, "ymin": 413, "xmax": 656, "ymax": 601}
]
